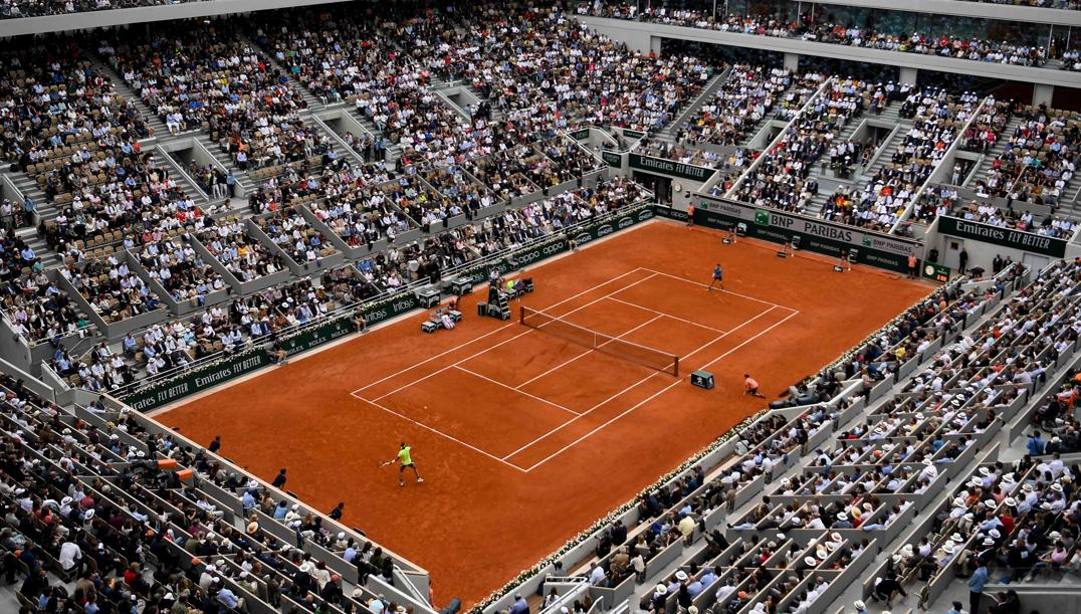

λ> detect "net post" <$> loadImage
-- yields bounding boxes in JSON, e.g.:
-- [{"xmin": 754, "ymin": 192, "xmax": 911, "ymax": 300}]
[
  {"xmin": 673, "ymin": 356, "xmax": 679, "ymax": 377},
  {"xmin": 519, "ymin": 305, "xmax": 525, "ymax": 324}
]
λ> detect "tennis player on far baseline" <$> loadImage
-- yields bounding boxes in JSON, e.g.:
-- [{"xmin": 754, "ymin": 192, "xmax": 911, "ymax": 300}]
[{"xmin": 708, "ymin": 263, "xmax": 724, "ymax": 291}]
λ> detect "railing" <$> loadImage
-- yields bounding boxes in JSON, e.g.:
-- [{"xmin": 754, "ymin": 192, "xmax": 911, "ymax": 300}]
[
  {"xmin": 663, "ymin": 66, "xmax": 732, "ymax": 137},
  {"xmin": 308, "ymin": 113, "xmax": 369, "ymax": 166},
  {"xmin": 725, "ymin": 76, "xmax": 833, "ymax": 198},
  {"xmin": 152, "ymin": 145, "xmax": 211, "ymax": 202},
  {"xmin": 890, "ymin": 96, "xmax": 989, "ymax": 234}
]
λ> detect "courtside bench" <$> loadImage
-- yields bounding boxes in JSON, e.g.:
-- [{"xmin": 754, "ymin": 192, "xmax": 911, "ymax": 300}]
[{"xmin": 422, "ymin": 310, "xmax": 463, "ymax": 333}]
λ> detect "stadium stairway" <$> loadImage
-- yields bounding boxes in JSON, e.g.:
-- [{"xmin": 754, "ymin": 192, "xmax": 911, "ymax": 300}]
[
  {"xmin": 961, "ymin": 113, "xmax": 1025, "ymax": 190},
  {"xmin": 849, "ymin": 103, "xmax": 907, "ymax": 182},
  {"xmin": 148, "ymin": 147, "xmax": 214, "ymax": 205},
  {"xmin": 1062, "ymin": 184, "xmax": 1081, "ymax": 219},
  {"xmin": 18, "ymin": 226, "xmax": 60, "ymax": 267},
  {"xmin": 802, "ymin": 176, "xmax": 852, "ymax": 218},
  {"xmin": 345, "ymin": 110, "xmax": 404, "ymax": 167},
  {"xmin": 8, "ymin": 172, "xmax": 64, "ymax": 265},
  {"xmin": 798, "ymin": 116, "xmax": 876, "ymax": 218},
  {"xmin": 86, "ymin": 55, "xmax": 170, "ymax": 140},
  {"xmin": 655, "ymin": 68, "xmax": 733, "ymax": 143},
  {"xmin": 192, "ymin": 133, "xmax": 256, "ymax": 196},
  {"xmin": 463, "ymin": 84, "xmax": 505, "ymax": 122},
  {"xmin": 9, "ymin": 169, "xmax": 49, "ymax": 221}
]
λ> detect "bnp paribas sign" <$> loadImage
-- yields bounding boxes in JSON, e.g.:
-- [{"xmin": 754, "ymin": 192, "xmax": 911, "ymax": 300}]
[{"xmin": 938, "ymin": 216, "xmax": 1066, "ymax": 258}]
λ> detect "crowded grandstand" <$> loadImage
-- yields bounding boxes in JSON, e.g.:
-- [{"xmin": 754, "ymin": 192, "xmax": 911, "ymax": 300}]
[{"xmin": 0, "ymin": 1, "xmax": 1079, "ymax": 614}]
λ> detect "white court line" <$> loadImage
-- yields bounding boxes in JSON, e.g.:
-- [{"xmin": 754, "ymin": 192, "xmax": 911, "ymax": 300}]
[
  {"xmin": 639, "ymin": 267, "xmax": 797, "ymax": 311},
  {"xmin": 515, "ymin": 313, "xmax": 666, "ymax": 390},
  {"xmin": 604, "ymin": 296, "xmax": 727, "ymax": 335},
  {"xmin": 350, "ymin": 392, "xmax": 528, "ymax": 473},
  {"xmin": 453, "ymin": 366, "xmax": 581, "ymax": 417},
  {"xmin": 502, "ymin": 304, "xmax": 779, "ymax": 462},
  {"xmin": 369, "ymin": 273, "xmax": 660, "ymax": 403},
  {"xmin": 519, "ymin": 308, "xmax": 801, "ymax": 472},
  {"xmin": 350, "ymin": 267, "xmax": 651, "ymax": 396}
]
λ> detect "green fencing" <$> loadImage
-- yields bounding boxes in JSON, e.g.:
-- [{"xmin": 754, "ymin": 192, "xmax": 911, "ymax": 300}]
[
  {"xmin": 278, "ymin": 316, "xmax": 356, "ymax": 356},
  {"xmin": 362, "ymin": 293, "xmax": 421, "ymax": 328}
]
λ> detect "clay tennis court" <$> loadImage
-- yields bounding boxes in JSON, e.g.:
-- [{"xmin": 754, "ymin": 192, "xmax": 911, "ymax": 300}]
[{"xmin": 153, "ymin": 220, "xmax": 933, "ymax": 608}]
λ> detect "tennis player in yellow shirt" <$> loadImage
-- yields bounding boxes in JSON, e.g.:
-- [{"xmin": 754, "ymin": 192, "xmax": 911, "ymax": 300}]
[{"xmin": 388, "ymin": 442, "xmax": 424, "ymax": 487}]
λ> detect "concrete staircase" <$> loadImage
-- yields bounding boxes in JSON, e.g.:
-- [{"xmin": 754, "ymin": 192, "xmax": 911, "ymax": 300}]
[
  {"xmin": 17, "ymin": 226, "xmax": 60, "ymax": 267},
  {"xmin": 462, "ymin": 84, "xmax": 504, "ymax": 122},
  {"xmin": 963, "ymin": 113, "xmax": 1025, "ymax": 189},
  {"xmin": 859, "ymin": 127, "xmax": 904, "ymax": 181},
  {"xmin": 1055, "ymin": 182, "xmax": 1081, "ymax": 220},
  {"xmin": 5, "ymin": 169, "xmax": 61, "ymax": 265},
  {"xmin": 313, "ymin": 119, "xmax": 363, "ymax": 166},
  {"xmin": 656, "ymin": 68, "xmax": 732, "ymax": 142},
  {"xmin": 149, "ymin": 149, "xmax": 206, "ymax": 203},
  {"xmin": 803, "ymin": 177, "xmax": 852, "ymax": 218},
  {"xmin": 193, "ymin": 133, "xmax": 256, "ymax": 195},
  {"xmin": 798, "ymin": 114, "xmax": 878, "ymax": 217},
  {"xmin": 87, "ymin": 55, "xmax": 168, "ymax": 140},
  {"xmin": 9, "ymin": 170, "xmax": 50, "ymax": 222},
  {"xmin": 347, "ymin": 110, "xmax": 403, "ymax": 166}
]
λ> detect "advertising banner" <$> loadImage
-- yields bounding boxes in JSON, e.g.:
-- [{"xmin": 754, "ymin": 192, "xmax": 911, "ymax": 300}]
[
  {"xmin": 279, "ymin": 317, "xmax": 355, "ymax": 356},
  {"xmin": 937, "ymin": 216, "xmax": 1066, "ymax": 258},
  {"xmin": 629, "ymin": 154, "xmax": 715, "ymax": 183},
  {"xmin": 690, "ymin": 197, "xmax": 921, "ymax": 273},
  {"xmin": 123, "ymin": 350, "xmax": 270, "ymax": 412}
]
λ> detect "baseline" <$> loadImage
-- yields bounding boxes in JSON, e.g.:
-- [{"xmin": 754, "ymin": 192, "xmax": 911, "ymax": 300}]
[
  {"xmin": 352, "ymin": 393, "xmax": 530, "ymax": 473},
  {"xmin": 519, "ymin": 307, "xmax": 801, "ymax": 472},
  {"xmin": 636, "ymin": 267, "xmax": 798, "ymax": 312},
  {"xmin": 502, "ymin": 303, "xmax": 779, "ymax": 464}
]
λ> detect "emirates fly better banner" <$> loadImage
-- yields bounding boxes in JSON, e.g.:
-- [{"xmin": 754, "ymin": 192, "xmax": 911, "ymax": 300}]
[{"xmin": 937, "ymin": 216, "xmax": 1066, "ymax": 258}]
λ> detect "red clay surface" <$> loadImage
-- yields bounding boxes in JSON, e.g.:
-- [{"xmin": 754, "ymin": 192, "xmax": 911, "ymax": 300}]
[{"xmin": 154, "ymin": 220, "xmax": 932, "ymax": 608}]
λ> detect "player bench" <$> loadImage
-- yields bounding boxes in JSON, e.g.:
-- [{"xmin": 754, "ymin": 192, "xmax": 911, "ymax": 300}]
[{"xmin": 421, "ymin": 310, "xmax": 463, "ymax": 333}]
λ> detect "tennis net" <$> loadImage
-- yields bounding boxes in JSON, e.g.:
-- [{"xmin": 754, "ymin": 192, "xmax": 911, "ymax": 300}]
[{"xmin": 519, "ymin": 306, "xmax": 680, "ymax": 376}]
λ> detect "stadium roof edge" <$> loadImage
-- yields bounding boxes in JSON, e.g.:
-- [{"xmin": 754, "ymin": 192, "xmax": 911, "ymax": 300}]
[{"xmin": 0, "ymin": 0, "xmax": 351, "ymax": 38}]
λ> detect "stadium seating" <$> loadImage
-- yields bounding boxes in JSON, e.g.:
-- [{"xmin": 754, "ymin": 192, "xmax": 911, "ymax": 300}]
[
  {"xmin": 730, "ymin": 76, "xmax": 872, "ymax": 214},
  {"xmin": 547, "ymin": 261, "xmax": 1081, "ymax": 614},
  {"xmin": 0, "ymin": 366, "xmax": 432, "ymax": 614},
  {"xmin": 820, "ymin": 87, "xmax": 980, "ymax": 231},
  {"xmin": 579, "ymin": 4, "xmax": 1074, "ymax": 69},
  {"xmin": 1, "ymin": 3, "xmax": 1081, "ymax": 614}
]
